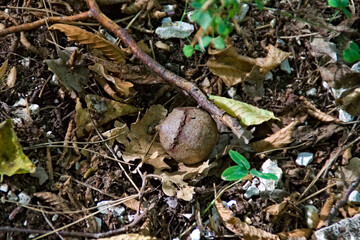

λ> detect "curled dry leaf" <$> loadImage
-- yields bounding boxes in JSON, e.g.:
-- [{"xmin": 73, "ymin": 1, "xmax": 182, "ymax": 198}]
[
  {"xmin": 319, "ymin": 62, "xmax": 360, "ymax": 89},
  {"xmin": 34, "ymin": 192, "xmax": 71, "ymax": 211},
  {"xmin": 215, "ymin": 197, "xmax": 279, "ymax": 240},
  {"xmin": 7, "ymin": 66, "xmax": 16, "ymax": 88},
  {"xmin": 49, "ymin": 24, "xmax": 126, "ymax": 64},
  {"xmin": 252, "ymin": 121, "xmax": 297, "ymax": 153},
  {"xmin": 300, "ymin": 96, "xmax": 340, "ymax": 123},
  {"xmin": 255, "ymin": 45, "xmax": 292, "ymax": 74}
]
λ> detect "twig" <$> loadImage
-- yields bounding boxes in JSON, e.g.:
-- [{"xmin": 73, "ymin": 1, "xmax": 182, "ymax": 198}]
[{"xmin": 326, "ymin": 176, "xmax": 360, "ymax": 225}]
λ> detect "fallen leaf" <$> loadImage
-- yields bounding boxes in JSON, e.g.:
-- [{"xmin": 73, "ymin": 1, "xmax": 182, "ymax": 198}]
[
  {"xmin": 98, "ymin": 233, "xmax": 159, "ymax": 240},
  {"xmin": 75, "ymin": 95, "xmax": 140, "ymax": 138},
  {"xmin": 215, "ymin": 197, "xmax": 279, "ymax": 239},
  {"xmin": 316, "ymin": 193, "xmax": 334, "ymax": 229},
  {"xmin": 300, "ymin": 96, "xmax": 340, "ymax": 123},
  {"xmin": 209, "ymin": 95, "xmax": 280, "ymax": 126},
  {"xmin": 49, "ymin": 24, "xmax": 126, "ymax": 64},
  {"xmin": 0, "ymin": 119, "xmax": 36, "ymax": 180},
  {"xmin": 0, "ymin": 59, "xmax": 8, "ymax": 84},
  {"xmin": 277, "ymin": 228, "xmax": 312, "ymax": 240},
  {"xmin": 6, "ymin": 66, "xmax": 16, "ymax": 88},
  {"xmin": 45, "ymin": 50, "xmax": 88, "ymax": 94},
  {"xmin": 255, "ymin": 44, "xmax": 292, "ymax": 74},
  {"xmin": 336, "ymin": 87, "xmax": 360, "ymax": 116},
  {"xmin": 319, "ymin": 62, "xmax": 360, "ymax": 89},
  {"xmin": 122, "ymin": 105, "xmax": 170, "ymax": 170},
  {"xmin": 252, "ymin": 121, "xmax": 297, "ymax": 153},
  {"xmin": 310, "ymin": 37, "xmax": 337, "ymax": 61},
  {"xmin": 335, "ymin": 157, "xmax": 360, "ymax": 192}
]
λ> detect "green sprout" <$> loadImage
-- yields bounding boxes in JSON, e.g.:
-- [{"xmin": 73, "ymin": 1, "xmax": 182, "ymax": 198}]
[
  {"xmin": 221, "ymin": 150, "xmax": 278, "ymax": 181},
  {"xmin": 327, "ymin": 0, "xmax": 351, "ymax": 18},
  {"xmin": 343, "ymin": 41, "xmax": 360, "ymax": 63}
]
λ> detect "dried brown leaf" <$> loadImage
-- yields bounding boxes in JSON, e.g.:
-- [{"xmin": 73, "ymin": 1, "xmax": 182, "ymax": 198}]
[
  {"xmin": 0, "ymin": 59, "xmax": 8, "ymax": 83},
  {"xmin": 34, "ymin": 192, "xmax": 71, "ymax": 211},
  {"xmin": 252, "ymin": 121, "xmax": 297, "ymax": 153},
  {"xmin": 300, "ymin": 96, "xmax": 340, "ymax": 123},
  {"xmin": 98, "ymin": 234, "xmax": 159, "ymax": 240},
  {"xmin": 277, "ymin": 228, "xmax": 312, "ymax": 240},
  {"xmin": 215, "ymin": 197, "xmax": 279, "ymax": 240},
  {"xmin": 6, "ymin": 66, "xmax": 16, "ymax": 88},
  {"xmin": 336, "ymin": 87, "xmax": 360, "ymax": 116},
  {"xmin": 255, "ymin": 45, "xmax": 292, "ymax": 74},
  {"xmin": 207, "ymin": 46, "xmax": 255, "ymax": 87},
  {"xmin": 49, "ymin": 24, "xmax": 126, "ymax": 64},
  {"xmin": 122, "ymin": 105, "xmax": 170, "ymax": 170},
  {"xmin": 316, "ymin": 193, "xmax": 334, "ymax": 229},
  {"xmin": 319, "ymin": 62, "xmax": 360, "ymax": 89}
]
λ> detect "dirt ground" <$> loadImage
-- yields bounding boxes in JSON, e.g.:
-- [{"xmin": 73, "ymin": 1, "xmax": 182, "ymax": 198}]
[{"xmin": 1, "ymin": 0, "xmax": 360, "ymax": 239}]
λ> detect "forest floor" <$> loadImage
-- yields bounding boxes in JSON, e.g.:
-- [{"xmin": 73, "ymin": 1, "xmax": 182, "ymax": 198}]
[{"xmin": 1, "ymin": 0, "xmax": 360, "ymax": 239}]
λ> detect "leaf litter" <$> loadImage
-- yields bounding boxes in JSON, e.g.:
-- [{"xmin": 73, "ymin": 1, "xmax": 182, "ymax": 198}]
[{"xmin": 1, "ymin": 0, "xmax": 360, "ymax": 239}]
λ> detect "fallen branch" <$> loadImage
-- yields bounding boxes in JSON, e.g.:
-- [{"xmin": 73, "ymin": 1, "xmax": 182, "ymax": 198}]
[{"xmin": 0, "ymin": 1, "xmax": 246, "ymax": 139}]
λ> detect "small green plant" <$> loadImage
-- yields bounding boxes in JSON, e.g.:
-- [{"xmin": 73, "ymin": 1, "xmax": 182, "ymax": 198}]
[
  {"xmin": 343, "ymin": 41, "xmax": 360, "ymax": 63},
  {"xmin": 183, "ymin": 0, "xmax": 264, "ymax": 57},
  {"xmin": 221, "ymin": 150, "xmax": 278, "ymax": 181},
  {"xmin": 327, "ymin": 0, "xmax": 351, "ymax": 18}
]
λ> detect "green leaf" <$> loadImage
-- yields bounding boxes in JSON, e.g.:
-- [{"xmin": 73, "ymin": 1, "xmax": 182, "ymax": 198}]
[
  {"xmin": 343, "ymin": 41, "xmax": 360, "ymax": 63},
  {"xmin": 183, "ymin": 45, "xmax": 194, "ymax": 57},
  {"xmin": 196, "ymin": 11, "xmax": 213, "ymax": 30},
  {"xmin": 208, "ymin": 95, "xmax": 280, "ymax": 126},
  {"xmin": 200, "ymin": 36, "xmax": 213, "ymax": 48},
  {"xmin": 229, "ymin": 150, "xmax": 250, "ymax": 170},
  {"xmin": 221, "ymin": 165, "xmax": 249, "ymax": 181},
  {"xmin": 328, "ymin": 0, "xmax": 349, "ymax": 8},
  {"xmin": 255, "ymin": 0, "xmax": 265, "ymax": 10},
  {"xmin": 194, "ymin": 44, "xmax": 203, "ymax": 52},
  {"xmin": 212, "ymin": 37, "xmax": 226, "ymax": 49},
  {"xmin": 0, "ymin": 119, "xmax": 36, "ymax": 181},
  {"xmin": 250, "ymin": 169, "xmax": 278, "ymax": 180}
]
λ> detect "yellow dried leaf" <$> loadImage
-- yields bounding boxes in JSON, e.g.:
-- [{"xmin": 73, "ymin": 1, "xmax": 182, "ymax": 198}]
[
  {"xmin": 252, "ymin": 121, "xmax": 297, "ymax": 153},
  {"xmin": 215, "ymin": 197, "xmax": 279, "ymax": 240},
  {"xmin": 49, "ymin": 24, "xmax": 126, "ymax": 64},
  {"xmin": 0, "ymin": 119, "xmax": 36, "ymax": 181}
]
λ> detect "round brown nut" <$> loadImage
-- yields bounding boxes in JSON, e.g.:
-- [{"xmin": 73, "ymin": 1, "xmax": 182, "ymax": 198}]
[{"xmin": 157, "ymin": 107, "xmax": 219, "ymax": 165}]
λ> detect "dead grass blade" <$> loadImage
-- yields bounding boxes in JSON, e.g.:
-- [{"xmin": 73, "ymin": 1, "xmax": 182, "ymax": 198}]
[
  {"xmin": 215, "ymin": 197, "xmax": 279, "ymax": 240},
  {"xmin": 49, "ymin": 24, "xmax": 126, "ymax": 64}
]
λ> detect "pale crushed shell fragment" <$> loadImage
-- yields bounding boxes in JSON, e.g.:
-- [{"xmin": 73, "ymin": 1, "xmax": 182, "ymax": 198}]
[
  {"xmin": 258, "ymin": 159, "xmax": 283, "ymax": 192},
  {"xmin": 155, "ymin": 41, "xmax": 170, "ymax": 51},
  {"xmin": 18, "ymin": 191, "xmax": 31, "ymax": 205},
  {"xmin": 304, "ymin": 205, "xmax": 319, "ymax": 229},
  {"xmin": 155, "ymin": 21, "xmax": 194, "ymax": 39},
  {"xmin": 295, "ymin": 152, "xmax": 314, "ymax": 167},
  {"xmin": 348, "ymin": 190, "xmax": 360, "ymax": 203}
]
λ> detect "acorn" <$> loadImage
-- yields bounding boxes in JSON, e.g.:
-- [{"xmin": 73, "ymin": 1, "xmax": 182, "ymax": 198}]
[{"xmin": 157, "ymin": 107, "xmax": 219, "ymax": 165}]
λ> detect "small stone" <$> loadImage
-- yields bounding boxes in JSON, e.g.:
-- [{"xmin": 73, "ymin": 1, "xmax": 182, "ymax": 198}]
[
  {"xmin": 227, "ymin": 87, "xmax": 237, "ymax": 98},
  {"xmin": 244, "ymin": 185, "xmax": 260, "ymax": 199},
  {"xmin": 306, "ymin": 88, "xmax": 317, "ymax": 96},
  {"xmin": 13, "ymin": 98, "xmax": 27, "ymax": 107},
  {"xmin": 296, "ymin": 152, "xmax": 314, "ymax": 166},
  {"xmin": 30, "ymin": 166, "xmax": 49, "ymax": 185},
  {"xmin": 304, "ymin": 205, "xmax": 319, "ymax": 229},
  {"xmin": 227, "ymin": 200, "xmax": 237, "ymax": 207},
  {"xmin": 52, "ymin": 214, "xmax": 59, "ymax": 222},
  {"xmin": 348, "ymin": 190, "xmax": 360, "ymax": 203},
  {"xmin": 29, "ymin": 104, "xmax": 40, "ymax": 116},
  {"xmin": 338, "ymin": 108, "xmax": 354, "ymax": 122},
  {"xmin": 264, "ymin": 71, "xmax": 273, "ymax": 80},
  {"xmin": 0, "ymin": 184, "xmax": 9, "ymax": 193},
  {"xmin": 97, "ymin": 200, "xmax": 125, "ymax": 217},
  {"xmin": 7, "ymin": 190, "xmax": 18, "ymax": 201},
  {"xmin": 166, "ymin": 197, "xmax": 178, "ymax": 209},
  {"xmin": 234, "ymin": 4, "xmax": 249, "ymax": 22},
  {"xmin": 155, "ymin": 21, "xmax": 194, "ymax": 39},
  {"xmin": 258, "ymin": 159, "xmax": 283, "ymax": 192},
  {"xmin": 94, "ymin": 216, "xmax": 102, "ymax": 230},
  {"xmin": 18, "ymin": 191, "xmax": 31, "ymax": 205},
  {"xmin": 351, "ymin": 61, "xmax": 360, "ymax": 72},
  {"xmin": 190, "ymin": 228, "xmax": 201, "ymax": 240},
  {"xmin": 280, "ymin": 58, "xmax": 293, "ymax": 74}
]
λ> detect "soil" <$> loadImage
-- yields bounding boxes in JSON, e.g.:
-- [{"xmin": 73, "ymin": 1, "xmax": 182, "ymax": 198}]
[{"xmin": 0, "ymin": 0, "xmax": 360, "ymax": 239}]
